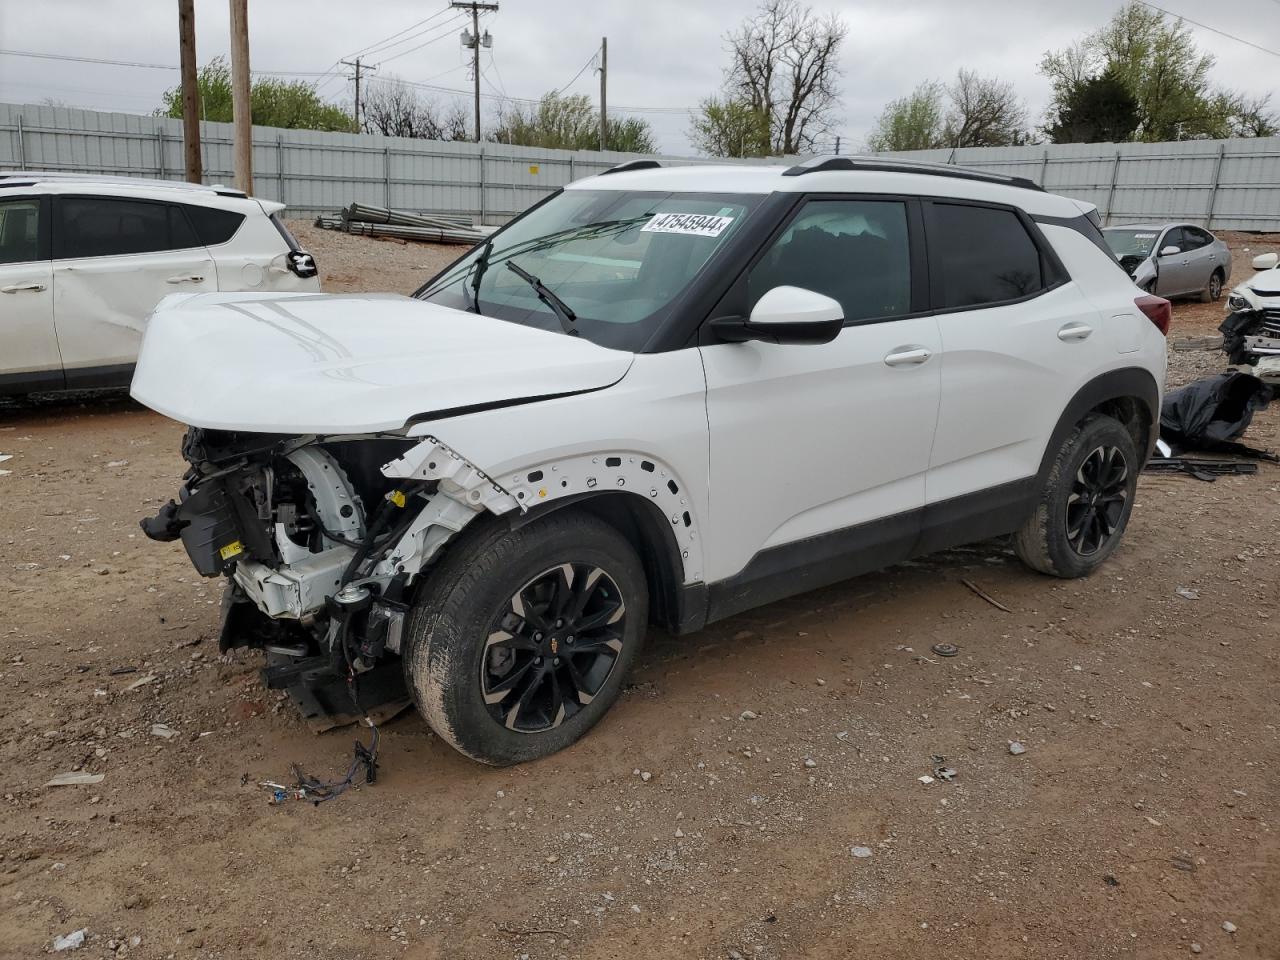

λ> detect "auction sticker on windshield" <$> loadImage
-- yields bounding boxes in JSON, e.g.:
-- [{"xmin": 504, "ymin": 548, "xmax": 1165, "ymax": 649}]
[{"xmin": 641, "ymin": 213, "xmax": 734, "ymax": 237}]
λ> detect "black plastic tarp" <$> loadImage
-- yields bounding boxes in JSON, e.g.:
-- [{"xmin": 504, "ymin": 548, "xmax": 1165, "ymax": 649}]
[{"xmin": 1159, "ymin": 371, "xmax": 1274, "ymax": 454}]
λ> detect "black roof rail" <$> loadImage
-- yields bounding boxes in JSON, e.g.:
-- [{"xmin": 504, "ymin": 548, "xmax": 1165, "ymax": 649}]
[
  {"xmin": 782, "ymin": 155, "xmax": 1044, "ymax": 192},
  {"xmin": 599, "ymin": 159, "xmax": 662, "ymax": 176}
]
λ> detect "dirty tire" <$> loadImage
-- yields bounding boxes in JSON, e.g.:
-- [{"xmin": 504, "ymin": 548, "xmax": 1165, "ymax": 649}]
[
  {"xmin": 403, "ymin": 511, "xmax": 648, "ymax": 765},
  {"xmin": 1013, "ymin": 415, "xmax": 1139, "ymax": 579},
  {"xmin": 1200, "ymin": 268, "xmax": 1224, "ymax": 303}
]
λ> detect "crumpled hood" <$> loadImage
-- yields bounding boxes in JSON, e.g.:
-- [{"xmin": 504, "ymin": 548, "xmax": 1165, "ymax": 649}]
[
  {"xmin": 1243, "ymin": 266, "xmax": 1280, "ymax": 297},
  {"xmin": 130, "ymin": 292, "xmax": 634, "ymax": 433}
]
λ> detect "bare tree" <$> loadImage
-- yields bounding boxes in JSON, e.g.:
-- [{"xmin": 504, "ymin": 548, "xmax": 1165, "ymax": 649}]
[
  {"xmin": 724, "ymin": 0, "xmax": 846, "ymax": 155},
  {"xmin": 361, "ymin": 77, "xmax": 469, "ymax": 140},
  {"xmin": 942, "ymin": 70, "xmax": 1029, "ymax": 147}
]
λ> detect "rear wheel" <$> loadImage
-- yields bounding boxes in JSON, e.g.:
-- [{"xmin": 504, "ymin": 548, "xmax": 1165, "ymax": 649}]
[
  {"xmin": 403, "ymin": 511, "xmax": 647, "ymax": 765},
  {"xmin": 1200, "ymin": 269, "xmax": 1224, "ymax": 303},
  {"xmin": 1013, "ymin": 415, "xmax": 1140, "ymax": 578}
]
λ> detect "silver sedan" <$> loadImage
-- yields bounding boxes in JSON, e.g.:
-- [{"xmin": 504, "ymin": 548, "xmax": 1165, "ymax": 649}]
[{"xmin": 1103, "ymin": 222, "xmax": 1232, "ymax": 302}]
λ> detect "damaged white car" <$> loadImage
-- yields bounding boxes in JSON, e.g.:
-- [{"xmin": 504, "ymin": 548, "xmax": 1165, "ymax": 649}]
[{"xmin": 135, "ymin": 157, "xmax": 1167, "ymax": 765}]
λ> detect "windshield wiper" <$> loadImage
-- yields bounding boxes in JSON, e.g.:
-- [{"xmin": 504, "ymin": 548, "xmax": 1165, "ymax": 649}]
[
  {"xmin": 506, "ymin": 260, "xmax": 577, "ymax": 335},
  {"xmin": 465, "ymin": 237, "xmax": 494, "ymax": 314},
  {"xmin": 416, "ymin": 217, "xmax": 648, "ymax": 300}
]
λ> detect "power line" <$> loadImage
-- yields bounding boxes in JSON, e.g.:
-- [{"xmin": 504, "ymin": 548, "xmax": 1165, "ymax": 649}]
[
  {"xmin": 373, "ymin": 15, "xmax": 469, "ymax": 67},
  {"xmin": 0, "ymin": 45, "xmax": 697, "ymax": 117},
  {"xmin": 552, "ymin": 47, "xmax": 600, "ymax": 97},
  {"xmin": 340, "ymin": 5, "xmax": 455, "ymax": 61},
  {"xmin": 1134, "ymin": 1, "xmax": 1280, "ymax": 58},
  {"xmin": 357, "ymin": 11, "xmax": 467, "ymax": 64}
]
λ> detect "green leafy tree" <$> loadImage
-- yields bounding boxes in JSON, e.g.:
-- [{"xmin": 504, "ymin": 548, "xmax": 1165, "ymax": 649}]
[
  {"xmin": 1039, "ymin": 2, "xmax": 1274, "ymax": 141},
  {"xmin": 1044, "ymin": 67, "xmax": 1140, "ymax": 143},
  {"xmin": 158, "ymin": 56, "xmax": 354, "ymax": 132},
  {"xmin": 865, "ymin": 82, "xmax": 945, "ymax": 152},
  {"xmin": 489, "ymin": 93, "xmax": 656, "ymax": 153},
  {"xmin": 688, "ymin": 96, "xmax": 772, "ymax": 157}
]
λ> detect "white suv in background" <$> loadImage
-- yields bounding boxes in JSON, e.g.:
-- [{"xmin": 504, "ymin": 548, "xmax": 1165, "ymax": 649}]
[
  {"xmin": 0, "ymin": 173, "xmax": 319, "ymax": 396},
  {"xmin": 134, "ymin": 156, "xmax": 1168, "ymax": 765}
]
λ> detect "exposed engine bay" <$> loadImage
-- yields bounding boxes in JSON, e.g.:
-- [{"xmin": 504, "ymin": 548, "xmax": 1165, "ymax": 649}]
[{"xmin": 140, "ymin": 427, "xmax": 508, "ymax": 706}]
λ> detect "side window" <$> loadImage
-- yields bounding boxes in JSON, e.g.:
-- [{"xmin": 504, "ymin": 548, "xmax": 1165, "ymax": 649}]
[
  {"xmin": 1183, "ymin": 227, "xmax": 1212, "ymax": 250},
  {"xmin": 1160, "ymin": 228, "xmax": 1184, "ymax": 254},
  {"xmin": 929, "ymin": 202, "xmax": 1044, "ymax": 308},
  {"xmin": 56, "ymin": 197, "xmax": 173, "ymax": 259},
  {"xmin": 0, "ymin": 197, "xmax": 44, "ymax": 265},
  {"xmin": 181, "ymin": 204, "xmax": 245, "ymax": 246},
  {"xmin": 747, "ymin": 199, "xmax": 912, "ymax": 323}
]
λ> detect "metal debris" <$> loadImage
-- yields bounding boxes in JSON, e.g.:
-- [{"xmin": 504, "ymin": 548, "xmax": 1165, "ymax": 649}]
[
  {"xmin": 961, "ymin": 578, "xmax": 1012, "ymax": 612},
  {"xmin": 46, "ymin": 772, "xmax": 104, "ymax": 787},
  {"xmin": 931, "ymin": 643, "xmax": 959, "ymax": 658}
]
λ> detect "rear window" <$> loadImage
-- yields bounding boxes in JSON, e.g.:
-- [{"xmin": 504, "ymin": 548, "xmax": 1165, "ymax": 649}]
[
  {"xmin": 929, "ymin": 203, "xmax": 1044, "ymax": 309},
  {"xmin": 181, "ymin": 204, "xmax": 245, "ymax": 246}
]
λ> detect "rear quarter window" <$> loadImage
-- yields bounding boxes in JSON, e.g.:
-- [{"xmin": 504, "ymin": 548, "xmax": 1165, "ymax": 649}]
[
  {"xmin": 928, "ymin": 202, "xmax": 1045, "ymax": 309},
  {"xmin": 181, "ymin": 204, "xmax": 246, "ymax": 246}
]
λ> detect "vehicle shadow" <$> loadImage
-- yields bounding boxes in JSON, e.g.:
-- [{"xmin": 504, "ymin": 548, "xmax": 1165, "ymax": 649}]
[{"xmin": 0, "ymin": 388, "xmax": 142, "ymax": 423}]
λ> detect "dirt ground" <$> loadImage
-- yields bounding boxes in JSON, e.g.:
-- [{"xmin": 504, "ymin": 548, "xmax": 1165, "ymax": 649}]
[{"xmin": 1, "ymin": 227, "xmax": 1278, "ymax": 960}]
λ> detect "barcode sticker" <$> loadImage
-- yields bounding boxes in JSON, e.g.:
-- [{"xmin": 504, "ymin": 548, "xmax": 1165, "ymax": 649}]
[{"xmin": 641, "ymin": 213, "xmax": 734, "ymax": 237}]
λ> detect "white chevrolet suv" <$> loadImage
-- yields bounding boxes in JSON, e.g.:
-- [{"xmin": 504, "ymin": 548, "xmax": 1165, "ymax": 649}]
[
  {"xmin": 133, "ymin": 157, "xmax": 1168, "ymax": 765},
  {"xmin": 0, "ymin": 172, "xmax": 319, "ymax": 396}
]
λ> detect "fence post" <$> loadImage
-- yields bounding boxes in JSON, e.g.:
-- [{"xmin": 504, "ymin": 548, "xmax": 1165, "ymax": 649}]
[
  {"xmin": 276, "ymin": 135, "xmax": 285, "ymax": 204},
  {"xmin": 1039, "ymin": 148, "xmax": 1049, "ymax": 188},
  {"xmin": 1205, "ymin": 142, "xmax": 1226, "ymax": 229},
  {"xmin": 478, "ymin": 147, "xmax": 486, "ymax": 225},
  {"xmin": 1104, "ymin": 151, "xmax": 1122, "ymax": 225},
  {"xmin": 156, "ymin": 128, "xmax": 166, "ymax": 179},
  {"xmin": 15, "ymin": 115, "xmax": 25, "ymax": 168},
  {"xmin": 569, "ymin": 155, "xmax": 575, "ymax": 183},
  {"xmin": 383, "ymin": 146, "xmax": 391, "ymax": 207}
]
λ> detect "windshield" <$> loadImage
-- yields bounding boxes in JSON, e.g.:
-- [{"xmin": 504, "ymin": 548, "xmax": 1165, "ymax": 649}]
[
  {"xmin": 415, "ymin": 189, "xmax": 761, "ymax": 351},
  {"xmin": 1103, "ymin": 228, "xmax": 1161, "ymax": 259}
]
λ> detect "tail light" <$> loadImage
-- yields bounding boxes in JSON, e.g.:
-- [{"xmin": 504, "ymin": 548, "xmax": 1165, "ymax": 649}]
[{"xmin": 1134, "ymin": 294, "xmax": 1171, "ymax": 336}]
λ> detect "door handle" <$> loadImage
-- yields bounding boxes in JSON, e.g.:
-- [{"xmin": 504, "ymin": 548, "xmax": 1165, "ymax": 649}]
[
  {"xmin": 1057, "ymin": 322, "xmax": 1093, "ymax": 342},
  {"xmin": 883, "ymin": 346, "xmax": 932, "ymax": 367},
  {"xmin": 166, "ymin": 274, "xmax": 205, "ymax": 284},
  {"xmin": 1, "ymin": 282, "xmax": 46, "ymax": 293}
]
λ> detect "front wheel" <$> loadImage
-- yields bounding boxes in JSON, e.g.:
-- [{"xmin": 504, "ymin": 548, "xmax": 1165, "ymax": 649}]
[
  {"xmin": 403, "ymin": 511, "xmax": 648, "ymax": 765},
  {"xmin": 1013, "ymin": 415, "xmax": 1140, "ymax": 578}
]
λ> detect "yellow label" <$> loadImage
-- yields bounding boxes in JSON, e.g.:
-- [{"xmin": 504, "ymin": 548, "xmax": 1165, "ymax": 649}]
[
  {"xmin": 219, "ymin": 540, "xmax": 244, "ymax": 561},
  {"xmin": 389, "ymin": 490, "xmax": 407, "ymax": 508},
  {"xmin": 529, "ymin": 164, "xmax": 539, "ymax": 175}
]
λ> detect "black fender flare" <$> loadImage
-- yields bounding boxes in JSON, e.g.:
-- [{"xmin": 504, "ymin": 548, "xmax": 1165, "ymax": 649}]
[{"xmin": 1035, "ymin": 367, "xmax": 1160, "ymax": 484}]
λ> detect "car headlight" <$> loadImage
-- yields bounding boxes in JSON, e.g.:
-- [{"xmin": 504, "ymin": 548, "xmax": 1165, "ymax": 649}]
[{"xmin": 1227, "ymin": 294, "xmax": 1251, "ymax": 311}]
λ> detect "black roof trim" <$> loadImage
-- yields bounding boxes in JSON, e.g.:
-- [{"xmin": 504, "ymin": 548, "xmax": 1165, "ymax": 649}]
[
  {"xmin": 599, "ymin": 159, "xmax": 662, "ymax": 176},
  {"xmin": 782, "ymin": 155, "xmax": 1045, "ymax": 193}
]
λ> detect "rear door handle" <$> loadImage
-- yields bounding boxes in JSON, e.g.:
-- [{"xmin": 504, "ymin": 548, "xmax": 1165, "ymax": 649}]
[
  {"xmin": 1, "ymin": 282, "xmax": 46, "ymax": 293},
  {"xmin": 166, "ymin": 274, "xmax": 205, "ymax": 284},
  {"xmin": 1057, "ymin": 322, "xmax": 1093, "ymax": 342},
  {"xmin": 883, "ymin": 346, "xmax": 932, "ymax": 367}
]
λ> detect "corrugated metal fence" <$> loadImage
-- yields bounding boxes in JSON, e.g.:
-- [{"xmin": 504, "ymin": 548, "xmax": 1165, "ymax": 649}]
[{"xmin": 3, "ymin": 102, "xmax": 1279, "ymax": 230}]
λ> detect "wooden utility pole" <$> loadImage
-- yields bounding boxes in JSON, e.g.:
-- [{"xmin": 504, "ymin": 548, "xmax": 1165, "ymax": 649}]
[
  {"xmin": 598, "ymin": 37, "xmax": 607, "ymax": 151},
  {"xmin": 229, "ymin": 0, "xmax": 252, "ymax": 194},
  {"xmin": 178, "ymin": 0, "xmax": 202, "ymax": 183},
  {"xmin": 340, "ymin": 56, "xmax": 376, "ymax": 131},
  {"xmin": 451, "ymin": 1, "xmax": 498, "ymax": 142}
]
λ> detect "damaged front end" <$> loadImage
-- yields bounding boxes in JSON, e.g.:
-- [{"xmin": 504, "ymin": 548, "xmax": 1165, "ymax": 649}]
[{"xmin": 142, "ymin": 427, "xmax": 516, "ymax": 717}]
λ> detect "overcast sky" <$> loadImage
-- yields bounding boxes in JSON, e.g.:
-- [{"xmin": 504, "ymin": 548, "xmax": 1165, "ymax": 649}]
[{"xmin": 1, "ymin": 0, "xmax": 1277, "ymax": 153}]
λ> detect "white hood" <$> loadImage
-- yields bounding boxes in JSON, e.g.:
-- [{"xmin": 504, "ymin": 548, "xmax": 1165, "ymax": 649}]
[{"xmin": 130, "ymin": 292, "xmax": 634, "ymax": 433}]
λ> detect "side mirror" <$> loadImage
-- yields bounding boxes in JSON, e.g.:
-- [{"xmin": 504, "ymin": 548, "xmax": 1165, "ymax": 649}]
[
  {"xmin": 710, "ymin": 286, "xmax": 844, "ymax": 345},
  {"xmin": 1159, "ymin": 245, "xmax": 1181, "ymax": 257},
  {"xmin": 1253, "ymin": 252, "xmax": 1279, "ymax": 271}
]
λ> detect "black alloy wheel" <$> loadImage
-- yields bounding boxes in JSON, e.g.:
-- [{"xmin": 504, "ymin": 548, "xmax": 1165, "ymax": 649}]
[
  {"xmin": 481, "ymin": 563, "xmax": 628, "ymax": 733},
  {"xmin": 1065, "ymin": 444, "xmax": 1129, "ymax": 557}
]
